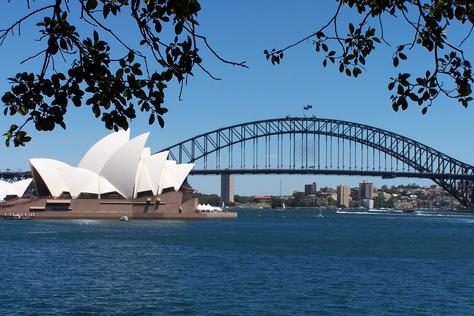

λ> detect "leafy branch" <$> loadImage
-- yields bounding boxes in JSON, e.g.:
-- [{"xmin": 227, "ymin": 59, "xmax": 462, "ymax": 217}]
[
  {"xmin": 1, "ymin": 0, "xmax": 247, "ymax": 146},
  {"xmin": 264, "ymin": 0, "xmax": 474, "ymax": 115}
]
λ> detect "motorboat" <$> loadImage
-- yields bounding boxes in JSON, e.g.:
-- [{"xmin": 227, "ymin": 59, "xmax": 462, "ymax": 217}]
[{"xmin": 120, "ymin": 215, "xmax": 129, "ymax": 221}]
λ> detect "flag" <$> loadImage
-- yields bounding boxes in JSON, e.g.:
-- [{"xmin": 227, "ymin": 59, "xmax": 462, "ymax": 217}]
[{"xmin": 304, "ymin": 105, "xmax": 313, "ymax": 110}]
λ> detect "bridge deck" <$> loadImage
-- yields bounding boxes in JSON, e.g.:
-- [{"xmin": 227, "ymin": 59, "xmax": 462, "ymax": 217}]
[{"xmin": 190, "ymin": 169, "xmax": 474, "ymax": 180}]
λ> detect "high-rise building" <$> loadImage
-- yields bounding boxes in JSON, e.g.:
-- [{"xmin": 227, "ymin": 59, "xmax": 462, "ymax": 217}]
[
  {"xmin": 359, "ymin": 181, "xmax": 373, "ymax": 199},
  {"xmin": 350, "ymin": 187, "xmax": 360, "ymax": 201},
  {"xmin": 337, "ymin": 185, "xmax": 350, "ymax": 208},
  {"xmin": 221, "ymin": 174, "xmax": 235, "ymax": 204},
  {"xmin": 304, "ymin": 182, "xmax": 317, "ymax": 195}
]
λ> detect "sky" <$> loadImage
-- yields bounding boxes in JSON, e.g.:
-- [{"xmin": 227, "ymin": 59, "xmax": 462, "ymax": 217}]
[{"xmin": 0, "ymin": 1, "xmax": 473, "ymax": 196}]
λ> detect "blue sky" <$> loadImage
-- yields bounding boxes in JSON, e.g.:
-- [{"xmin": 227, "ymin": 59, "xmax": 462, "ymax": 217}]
[{"xmin": 0, "ymin": 1, "xmax": 473, "ymax": 195}]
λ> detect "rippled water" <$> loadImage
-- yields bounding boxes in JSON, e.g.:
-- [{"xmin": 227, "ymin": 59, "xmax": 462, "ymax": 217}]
[{"xmin": 1, "ymin": 209, "xmax": 474, "ymax": 315}]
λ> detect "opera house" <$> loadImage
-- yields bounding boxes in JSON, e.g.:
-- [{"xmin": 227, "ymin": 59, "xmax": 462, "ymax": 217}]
[{"xmin": 2, "ymin": 130, "xmax": 236, "ymax": 220}]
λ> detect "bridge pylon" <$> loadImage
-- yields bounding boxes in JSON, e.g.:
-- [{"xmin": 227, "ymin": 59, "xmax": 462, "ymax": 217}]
[{"xmin": 221, "ymin": 173, "xmax": 234, "ymax": 204}]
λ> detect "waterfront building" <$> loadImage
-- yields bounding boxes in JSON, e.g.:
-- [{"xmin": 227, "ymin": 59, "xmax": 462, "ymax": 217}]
[
  {"xmin": 29, "ymin": 130, "xmax": 193, "ymax": 199},
  {"xmin": 252, "ymin": 196, "xmax": 272, "ymax": 204},
  {"xmin": 337, "ymin": 185, "xmax": 350, "ymax": 208},
  {"xmin": 359, "ymin": 181, "xmax": 374, "ymax": 199},
  {"xmin": 350, "ymin": 187, "xmax": 360, "ymax": 201},
  {"xmin": 3, "ymin": 130, "xmax": 236, "ymax": 219},
  {"xmin": 304, "ymin": 182, "xmax": 317, "ymax": 195}
]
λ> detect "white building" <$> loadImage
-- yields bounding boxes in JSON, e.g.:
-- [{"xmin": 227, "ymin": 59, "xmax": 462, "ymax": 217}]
[
  {"xmin": 29, "ymin": 130, "xmax": 194, "ymax": 199},
  {"xmin": 0, "ymin": 179, "xmax": 32, "ymax": 202}
]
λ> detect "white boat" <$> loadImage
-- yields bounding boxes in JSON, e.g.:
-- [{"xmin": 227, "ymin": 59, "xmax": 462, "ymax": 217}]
[
  {"xmin": 274, "ymin": 179, "xmax": 286, "ymax": 212},
  {"xmin": 274, "ymin": 202, "xmax": 286, "ymax": 212},
  {"xmin": 120, "ymin": 215, "xmax": 129, "ymax": 221},
  {"xmin": 368, "ymin": 208, "xmax": 402, "ymax": 213}
]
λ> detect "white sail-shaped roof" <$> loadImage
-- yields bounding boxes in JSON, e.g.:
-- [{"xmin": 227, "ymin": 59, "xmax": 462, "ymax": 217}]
[
  {"xmin": 159, "ymin": 161, "xmax": 177, "ymax": 192},
  {"xmin": 133, "ymin": 147, "xmax": 154, "ymax": 196},
  {"xmin": 0, "ymin": 179, "xmax": 31, "ymax": 201},
  {"xmin": 159, "ymin": 162, "xmax": 194, "ymax": 193},
  {"xmin": 142, "ymin": 147, "xmax": 151, "ymax": 158},
  {"xmin": 171, "ymin": 163, "xmax": 194, "ymax": 191},
  {"xmin": 30, "ymin": 159, "xmax": 70, "ymax": 197},
  {"xmin": 58, "ymin": 165, "xmax": 94, "ymax": 197},
  {"xmin": 10, "ymin": 179, "xmax": 32, "ymax": 197},
  {"xmin": 100, "ymin": 133, "xmax": 149, "ymax": 198},
  {"xmin": 135, "ymin": 151, "xmax": 169, "ymax": 196},
  {"xmin": 0, "ymin": 180, "xmax": 8, "ymax": 201},
  {"xmin": 78, "ymin": 129, "xmax": 130, "ymax": 174},
  {"xmin": 80, "ymin": 174, "xmax": 122, "ymax": 197},
  {"xmin": 58, "ymin": 166, "xmax": 123, "ymax": 198},
  {"xmin": 134, "ymin": 160, "xmax": 153, "ymax": 196}
]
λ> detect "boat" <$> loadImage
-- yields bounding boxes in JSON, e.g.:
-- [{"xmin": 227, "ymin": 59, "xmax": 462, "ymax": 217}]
[
  {"xmin": 274, "ymin": 202, "xmax": 286, "ymax": 212},
  {"xmin": 120, "ymin": 215, "xmax": 129, "ymax": 221},
  {"xmin": 221, "ymin": 201, "xmax": 228, "ymax": 212},
  {"xmin": 274, "ymin": 179, "xmax": 286, "ymax": 212}
]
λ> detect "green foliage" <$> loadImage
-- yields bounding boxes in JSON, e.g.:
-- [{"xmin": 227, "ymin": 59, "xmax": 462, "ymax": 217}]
[
  {"xmin": 1, "ymin": 0, "xmax": 246, "ymax": 146},
  {"xmin": 193, "ymin": 192, "xmax": 222, "ymax": 206},
  {"xmin": 327, "ymin": 197, "xmax": 337, "ymax": 207},
  {"xmin": 374, "ymin": 192, "xmax": 386, "ymax": 208},
  {"xmin": 386, "ymin": 197, "xmax": 396, "ymax": 208},
  {"xmin": 234, "ymin": 195, "xmax": 253, "ymax": 204},
  {"xmin": 265, "ymin": 0, "xmax": 473, "ymax": 114}
]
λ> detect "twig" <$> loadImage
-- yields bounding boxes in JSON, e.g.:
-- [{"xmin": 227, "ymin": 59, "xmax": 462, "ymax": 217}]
[
  {"xmin": 271, "ymin": 1, "xmax": 343, "ymax": 55},
  {"xmin": 0, "ymin": 4, "xmax": 55, "ymax": 45},
  {"xmin": 460, "ymin": 25, "xmax": 473, "ymax": 47}
]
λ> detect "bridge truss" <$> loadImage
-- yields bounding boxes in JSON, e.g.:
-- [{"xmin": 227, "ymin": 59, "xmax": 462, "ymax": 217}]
[{"xmin": 160, "ymin": 117, "xmax": 474, "ymax": 206}]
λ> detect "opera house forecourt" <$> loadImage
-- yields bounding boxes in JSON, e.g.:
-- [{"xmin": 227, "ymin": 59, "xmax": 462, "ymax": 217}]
[{"xmin": 2, "ymin": 130, "xmax": 237, "ymax": 220}]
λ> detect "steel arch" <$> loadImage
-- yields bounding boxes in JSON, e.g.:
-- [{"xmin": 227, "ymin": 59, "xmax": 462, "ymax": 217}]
[{"xmin": 159, "ymin": 117, "xmax": 474, "ymax": 206}]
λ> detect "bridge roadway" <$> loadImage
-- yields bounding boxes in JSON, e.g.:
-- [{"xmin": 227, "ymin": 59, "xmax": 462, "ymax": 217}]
[
  {"xmin": 190, "ymin": 169, "xmax": 474, "ymax": 181},
  {"xmin": 4, "ymin": 169, "xmax": 472, "ymax": 181}
]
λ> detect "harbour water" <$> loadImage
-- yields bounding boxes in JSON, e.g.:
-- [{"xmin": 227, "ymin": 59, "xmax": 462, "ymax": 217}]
[{"xmin": 1, "ymin": 209, "xmax": 474, "ymax": 315}]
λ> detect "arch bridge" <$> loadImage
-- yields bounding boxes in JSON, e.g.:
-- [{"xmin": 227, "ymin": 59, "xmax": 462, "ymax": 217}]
[{"xmin": 160, "ymin": 117, "xmax": 474, "ymax": 207}]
